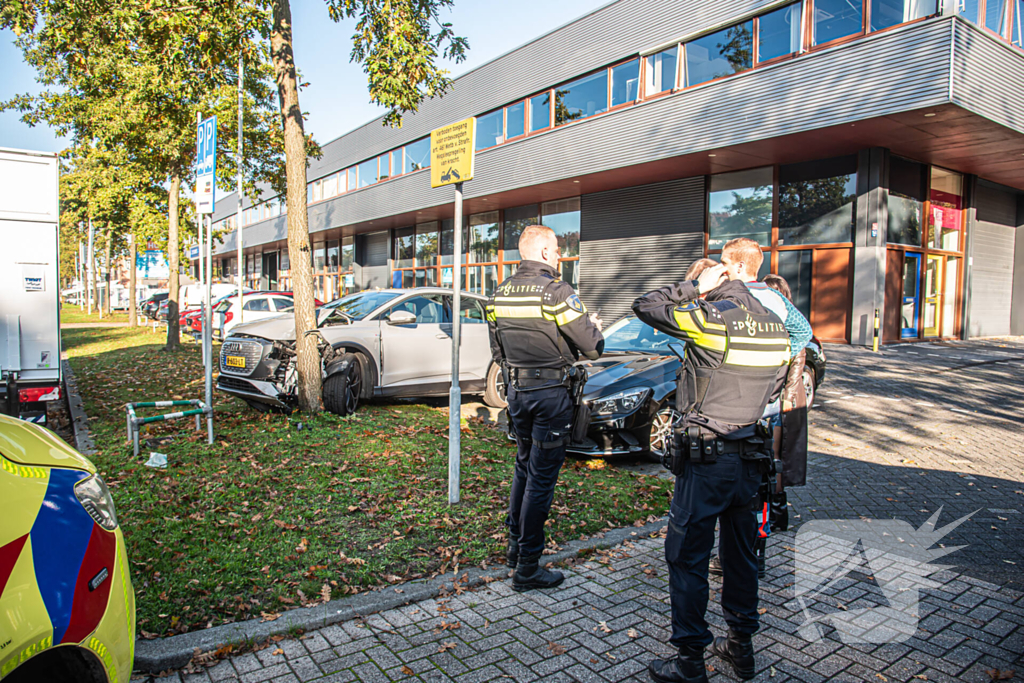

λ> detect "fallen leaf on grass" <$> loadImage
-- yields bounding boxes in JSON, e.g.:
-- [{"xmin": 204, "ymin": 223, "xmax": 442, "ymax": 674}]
[
  {"xmin": 295, "ymin": 537, "xmax": 309, "ymax": 554},
  {"xmin": 260, "ymin": 612, "xmax": 280, "ymax": 622},
  {"xmin": 547, "ymin": 642, "xmax": 566, "ymax": 655}
]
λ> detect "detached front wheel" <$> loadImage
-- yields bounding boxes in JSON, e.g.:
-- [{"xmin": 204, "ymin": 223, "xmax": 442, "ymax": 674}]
[{"xmin": 323, "ymin": 353, "xmax": 362, "ymax": 416}]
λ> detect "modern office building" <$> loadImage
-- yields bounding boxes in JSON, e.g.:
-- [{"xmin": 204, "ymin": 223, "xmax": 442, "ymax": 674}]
[{"xmin": 199, "ymin": 0, "xmax": 1024, "ymax": 345}]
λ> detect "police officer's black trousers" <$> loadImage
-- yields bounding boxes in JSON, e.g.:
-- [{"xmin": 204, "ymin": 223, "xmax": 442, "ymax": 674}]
[
  {"xmin": 506, "ymin": 384, "xmax": 574, "ymax": 559},
  {"xmin": 666, "ymin": 453, "xmax": 762, "ymax": 649}
]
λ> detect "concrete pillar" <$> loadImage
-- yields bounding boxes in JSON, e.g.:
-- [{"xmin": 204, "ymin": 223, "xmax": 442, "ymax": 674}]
[{"xmin": 850, "ymin": 147, "xmax": 888, "ymax": 346}]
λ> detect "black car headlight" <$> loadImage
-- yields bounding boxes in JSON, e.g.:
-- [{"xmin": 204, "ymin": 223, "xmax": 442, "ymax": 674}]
[
  {"xmin": 589, "ymin": 388, "xmax": 651, "ymax": 417},
  {"xmin": 74, "ymin": 474, "xmax": 119, "ymax": 531}
]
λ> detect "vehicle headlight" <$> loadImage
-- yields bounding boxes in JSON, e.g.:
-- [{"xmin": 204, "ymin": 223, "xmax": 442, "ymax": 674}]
[
  {"xmin": 74, "ymin": 474, "xmax": 119, "ymax": 531},
  {"xmin": 589, "ymin": 388, "xmax": 651, "ymax": 416}
]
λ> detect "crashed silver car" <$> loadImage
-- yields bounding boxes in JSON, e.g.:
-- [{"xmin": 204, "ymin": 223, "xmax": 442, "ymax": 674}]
[{"xmin": 216, "ymin": 288, "xmax": 505, "ymax": 415}]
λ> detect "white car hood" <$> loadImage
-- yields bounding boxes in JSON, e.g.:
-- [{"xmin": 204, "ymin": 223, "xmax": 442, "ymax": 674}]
[{"xmin": 229, "ymin": 314, "xmax": 298, "ymax": 341}]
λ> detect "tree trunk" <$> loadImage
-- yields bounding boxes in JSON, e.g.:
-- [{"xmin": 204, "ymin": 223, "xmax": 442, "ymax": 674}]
[
  {"xmin": 129, "ymin": 236, "xmax": 137, "ymax": 327},
  {"xmin": 166, "ymin": 173, "xmax": 181, "ymax": 349},
  {"xmin": 90, "ymin": 219, "xmax": 99, "ymax": 316},
  {"xmin": 271, "ymin": 0, "xmax": 321, "ymax": 413},
  {"xmin": 103, "ymin": 227, "xmax": 112, "ymax": 317}
]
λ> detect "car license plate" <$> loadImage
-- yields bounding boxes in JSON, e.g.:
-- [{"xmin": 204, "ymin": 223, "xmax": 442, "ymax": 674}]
[{"xmin": 226, "ymin": 356, "xmax": 245, "ymax": 368}]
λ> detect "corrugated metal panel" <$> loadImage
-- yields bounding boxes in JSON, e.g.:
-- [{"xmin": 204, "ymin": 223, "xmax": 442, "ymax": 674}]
[
  {"xmin": 976, "ymin": 183, "xmax": 1018, "ymax": 226},
  {"xmin": 213, "ymin": 19, "xmax": 953, "ymax": 256},
  {"xmin": 363, "ymin": 231, "xmax": 389, "ymax": 266},
  {"xmin": 951, "ymin": 19, "xmax": 1024, "ymax": 137},
  {"xmin": 305, "ymin": 0, "xmax": 807, "ymax": 180},
  {"xmin": 580, "ymin": 177, "xmax": 705, "ymax": 322},
  {"xmin": 969, "ymin": 221, "xmax": 1016, "ymax": 337}
]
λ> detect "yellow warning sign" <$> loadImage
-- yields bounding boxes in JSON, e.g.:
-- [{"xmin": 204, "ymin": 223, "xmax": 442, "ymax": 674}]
[{"xmin": 430, "ymin": 117, "xmax": 476, "ymax": 188}]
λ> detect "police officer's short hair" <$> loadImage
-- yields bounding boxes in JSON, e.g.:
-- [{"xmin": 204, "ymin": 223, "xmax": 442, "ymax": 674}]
[
  {"xmin": 519, "ymin": 225, "xmax": 556, "ymax": 255},
  {"xmin": 721, "ymin": 237, "xmax": 764, "ymax": 274}
]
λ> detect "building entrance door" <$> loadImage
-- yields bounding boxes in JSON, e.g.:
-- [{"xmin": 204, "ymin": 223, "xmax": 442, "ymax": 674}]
[
  {"xmin": 923, "ymin": 254, "xmax": 942, "ymax": 338},
  {"xmin": 901, "ymin": 253, "xmax": 921, "ymax": 338}
]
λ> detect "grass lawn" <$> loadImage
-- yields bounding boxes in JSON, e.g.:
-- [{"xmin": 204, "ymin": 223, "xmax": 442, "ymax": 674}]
[
  {"xmin": 61, "ymin": 305, "xmax": 132, "ymax": 324},
  {"xmin": 63, "ymin": 325, "xmax": 672, "ymax": 637}
]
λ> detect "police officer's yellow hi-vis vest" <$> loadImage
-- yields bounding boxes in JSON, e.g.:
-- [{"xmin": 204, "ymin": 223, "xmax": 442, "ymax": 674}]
[{"xmin": 676, "ymin": 298, "xmax": 790, "ymax": 426}]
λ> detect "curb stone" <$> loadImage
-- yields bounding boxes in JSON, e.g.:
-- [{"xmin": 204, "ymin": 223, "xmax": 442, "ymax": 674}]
[
  {"xmin": 61, "ymin": 357, "xmax": 96, "ymax": 456},
  {"xmin": 132, "ymin": 516, "xmax": 669, "ymax": 673}
]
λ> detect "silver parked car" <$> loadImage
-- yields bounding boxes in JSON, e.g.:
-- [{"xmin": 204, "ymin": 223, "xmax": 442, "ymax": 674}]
[{"xmin": 216, "ymin": 288, "xmax": 505, "ymax": 415}]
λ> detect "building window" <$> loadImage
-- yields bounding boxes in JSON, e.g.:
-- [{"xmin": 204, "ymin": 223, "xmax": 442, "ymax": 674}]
[
  {"xmin": 778, "ymin": 155, "xmax": 857, "ymax": 245},
  {"xmin": 986, "ymin": 0, "xmax": 1009, "ymax": 33},
  {"xmin": 708, "ymin": 167, "xmax": 773, "ymax": 249},
  {"xmin": 341, "ymin": 237, "xmax": 354, "ymax": 271},
  {"xmin": 404, "ymin": 139, "xmax": 429, "ymax": 173},
  {"xmin": 814, "ymin": 0, "xmax": 863, "ymax": 45},
  {"xmin": 477, "ymin": 109, "xmax": 504, "ymax": 150},
  {"xmin": 467, "ymin": 212, "xmax": 499, "ymax": 264},
  {"xmin": 928, "ymin": 168, "xmax": 963, "ymax": 252},
  {"xmin": 610, "ymin": 59, "xmax": 640, "ymax": 107},
  {"xmin": 887, "ymin": 156, "xmax": 927, "ymax": 246},
  {"xmin": 529, "ymin": 92, "xmax": 551, "ymax": 132},
  {"xmin": 502, "ymin": 204, "xmax": 539, "ymax": 263},
  {"xmin": 555, "ymin": 71, "xmax": 608, "ymax": 126},
  {"xmin": 1014, "ymin": 0, "xmax": 1023, "ymax": 45},
  {"xmin": 390, "ymin": 149, "xmax": 403, "ymax": 178},
  {"xmin": 758, "ymin": 3, "xmax": 803, "ymax": 62},
  {"xmin": 313, "ymin": 242, "xmax": 325, "ymax": 272},
  {"xmin": 326, "ymin": 240, "xmax": 339, "ymax": 270},
  {"xmin": 959, "ymin": 0, "xmax": 981, "ymax": 23},
  {"xmin": 378, "ymin": 153, "xmax": 390, "ymax": 181},
  {"xmin": 685, "ymin": 20, "xmax": 754, "ymax": 87},
  {"xmin": 542, "ymin": 198, "xmax": 581, "ymax": 259},
  {"xmin": 869, "ymin": 0, "xmax": 937, "ymax": 32},
  {"xmin": 280, "ymin": 250, "xmax": 289, "ymax": 271},
  {"xmin": 394, "ymin": 228, "xmax": 414, "ymax": 269},
  {"xmin": 777, "ymin": 249, "xmax": 812, "ymax": 320},
  {"xmin": 506, "ymin": 101, "xmax": 526, "ymax": 139},
  {"xmin": 312, "ymin": 179, "xmax": 323, "ymax": 202},
  {"xmin": 347, "ymin": 167, "xmax": 358, "ymax": 190},
  {"xmin": 644, "ymin": 47, "xmax": 678, "ymax": 96},
  {"xmin": 357, "ymin": 158, "xmax": 377, "ymax": 187}
]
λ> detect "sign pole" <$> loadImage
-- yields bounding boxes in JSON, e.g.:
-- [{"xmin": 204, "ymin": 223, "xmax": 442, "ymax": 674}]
[
  {"xmin": 205, "ymin": 214, "xmax": 214, "ymax": 443},
  {"xmin": 236, "ymin": 54, "xmax": 245, "ymax": 325},
  {"xmin": 87, "ymin": 218, "xmax": 94, "ymax": 315},
  {"xmin": 448, "ymin": 181, "xmax": 464, "ymax": 505}
]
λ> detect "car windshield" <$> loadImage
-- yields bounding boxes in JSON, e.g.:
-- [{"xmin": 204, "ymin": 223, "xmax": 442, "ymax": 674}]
[
  {"xmin": 602, "ymin": 316, "xmax": 675, "ymax": 353},
  {"xmin": 319, "ymin": 291, "xmax": 400, "ymax": 325},
  {"xmin": 214, "ymin": 299, "xmax": 232, "ymax": 313}
]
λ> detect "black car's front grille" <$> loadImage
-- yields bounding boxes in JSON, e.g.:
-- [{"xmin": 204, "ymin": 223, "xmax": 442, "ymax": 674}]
[
  {"xmin": 220, "ymin": 339, "xmax": 264, "ymax": 376},
  {"xmin": 218, "ymin": 375, "xmax": 256, "ymax": 393}
]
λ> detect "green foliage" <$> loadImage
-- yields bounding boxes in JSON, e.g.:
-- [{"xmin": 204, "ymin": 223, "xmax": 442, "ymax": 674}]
[
  {"xmin": 325, "ymin": 0, "xmax": 469, "ymax": 127},
  {"xmin": 0, "ymin": 0, "xmax": 38, "ymax": 35}
]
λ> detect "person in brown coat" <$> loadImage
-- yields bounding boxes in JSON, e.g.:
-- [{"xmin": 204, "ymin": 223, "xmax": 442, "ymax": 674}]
[{"xmin": 762, "ymin": 275, "xmax": 808, "ymax": 531}]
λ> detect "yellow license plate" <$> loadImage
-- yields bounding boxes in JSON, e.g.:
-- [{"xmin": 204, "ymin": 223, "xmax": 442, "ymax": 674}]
[{"xmin": 226, "ymin": 356, "xmax": 245, "ymax": 368}]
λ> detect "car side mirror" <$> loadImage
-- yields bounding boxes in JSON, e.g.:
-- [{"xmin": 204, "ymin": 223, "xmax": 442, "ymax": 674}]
[{"xmin": 386, "ymin": 310, "xmax": 417, "ymax": 326}]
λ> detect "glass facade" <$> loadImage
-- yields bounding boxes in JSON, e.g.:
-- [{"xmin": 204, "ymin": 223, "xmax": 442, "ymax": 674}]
[
  {"xmin": 611, "ymin": 59, "xmax": 640, "ymax": 107},
  {"xmin": 390, "ymin": 149, "xmax": 403, "ymax": 177},
  {"xmin": 477, "ymin": 109, "xmax": 504, "ymax": 150},
  {"xmin": 358, "ymin": 158, "xmax": 377, "ymax": 187},
  {"xmin": 708, "ymin": 168, "xmax": 773, "ymax": 249},
  {"xmin": 502, "ymin": 204, "xmax": 539, "ymax": 263},
  {"xmin": 814, "ymin": 0, "xmax": 863, "ymax": 44},
  {"xmin": 377, "ymin": 153, "xmax": 390, "ymax": 181},
  {"xmin": 506, "ymin": 101, "xmax": 526, "ymax": 139},
  {"xmin": 778, "ymin": 156, "xmax": 857, "ymax": 245},
  {"xmin": 405, "ymin": 138, "xmax": 429, "ymax": 173},
  {"xmin": 467, "ymin": 212, "xmax": 500, "ymax": 264},
  {"xmin": 870, "ymin": 0, "xmax": 937, "ymax": 32},
  {"xmin": 645, "ymin": 47, "xmax": 678, "ymax": 95},
  {"xmin": 777, "ymin": 249, "xmax": 813, "ymax": 320},
  {"xmin": 986, "ymin": 0, "xmax": 1009, "ymax": 33},
  {"xmin": 887, "ymin": 156, "xmax": 927, "ymax": 246},
  {"xmin": 555, "ymin": 71, "xmax": 608, "ymax": 125},
  {"xmin": 928, "ymin": 168, "xmax": 963, "ymax": 251},
  {"xmin": 530, "ymin": 92, "xmax": 551, "ymax": 132},
  {"xmin": 758, "ymin": 3, "xmax": 803, "ymax": 62},
  {"xmin": 542, "ymin": 198, "xmax": 581, "ymax": 258},
  {"xmin": 686, "ymin": 20, "xmax": 753, "ymax": 86}
]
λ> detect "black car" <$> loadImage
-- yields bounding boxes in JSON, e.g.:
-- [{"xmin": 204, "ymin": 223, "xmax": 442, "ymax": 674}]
[
  {"xmin": 140, "ymin": 292, "xmax": 168, "ymax": 320},
  {"xmin": 547, "ymin": 316, "xmax": 826, "ymax": 460}
]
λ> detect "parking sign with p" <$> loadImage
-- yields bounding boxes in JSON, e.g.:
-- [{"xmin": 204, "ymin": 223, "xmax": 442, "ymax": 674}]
[{"xmin": 195, "ymin": 115, "xmax": 217, "ymax": 214}]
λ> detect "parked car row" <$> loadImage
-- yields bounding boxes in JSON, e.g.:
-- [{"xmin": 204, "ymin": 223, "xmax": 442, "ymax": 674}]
[{"xmin": 217, "ymin": 287, "xmax": 826, "ymax": 460}]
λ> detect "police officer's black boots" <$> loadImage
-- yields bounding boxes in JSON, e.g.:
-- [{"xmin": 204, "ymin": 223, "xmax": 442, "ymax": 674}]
[
  {"xmin": 511, "ymin": 553, "xmax": 564, "ymax": 592},
  {"xmin": 506, "ymin": 538, "xmax": 519, "ymax": 569},
  {"xmin": 710, "ymin": 631, "xmax": 756, "ymax": 680},
  {"xmin": 647, "ymin": 645, "xmax": 709, "ymax": 683}
]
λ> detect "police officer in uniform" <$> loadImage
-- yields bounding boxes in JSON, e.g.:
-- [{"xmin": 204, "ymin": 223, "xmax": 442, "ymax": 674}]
[
  {"xmin": 486, "ymin": 225, "xmax": 604, "ymax": 592},
  {"xmin": 632, "ymin": 264, "xmax": 790, "ymax": 683}
]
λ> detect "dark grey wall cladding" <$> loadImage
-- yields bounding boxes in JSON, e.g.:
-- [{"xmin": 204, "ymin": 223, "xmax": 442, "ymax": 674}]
[
  {"xmin": 579, "ymin": 177, "xmax": 705, "ymax": 321},
  {"xmin": 952, "ymin": 18, "xmax": 1024, "ymax": 136},
  {"xmin": 305, "ymin": 0, "xmax": 795, "ymax": 181},
  {"xmin": 214, "ymin": 18, "xmax": 954, "ymax": 256}
]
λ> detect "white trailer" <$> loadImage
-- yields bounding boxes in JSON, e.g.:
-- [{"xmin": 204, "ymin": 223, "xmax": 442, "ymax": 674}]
[{"xmin": 0, "ymin": 147, "xmax": 61, "ymax": 423}]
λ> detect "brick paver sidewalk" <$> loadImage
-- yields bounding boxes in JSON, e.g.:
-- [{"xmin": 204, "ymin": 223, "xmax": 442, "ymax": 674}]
[{"xmin": 139, "ymin": 339, "xmax": 1024, "ymax": 683}]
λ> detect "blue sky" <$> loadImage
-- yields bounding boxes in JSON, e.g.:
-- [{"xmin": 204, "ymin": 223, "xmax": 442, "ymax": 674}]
[{"xmin": 0, "ymin": 0, "xmax": 605, "ymax": 154}]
